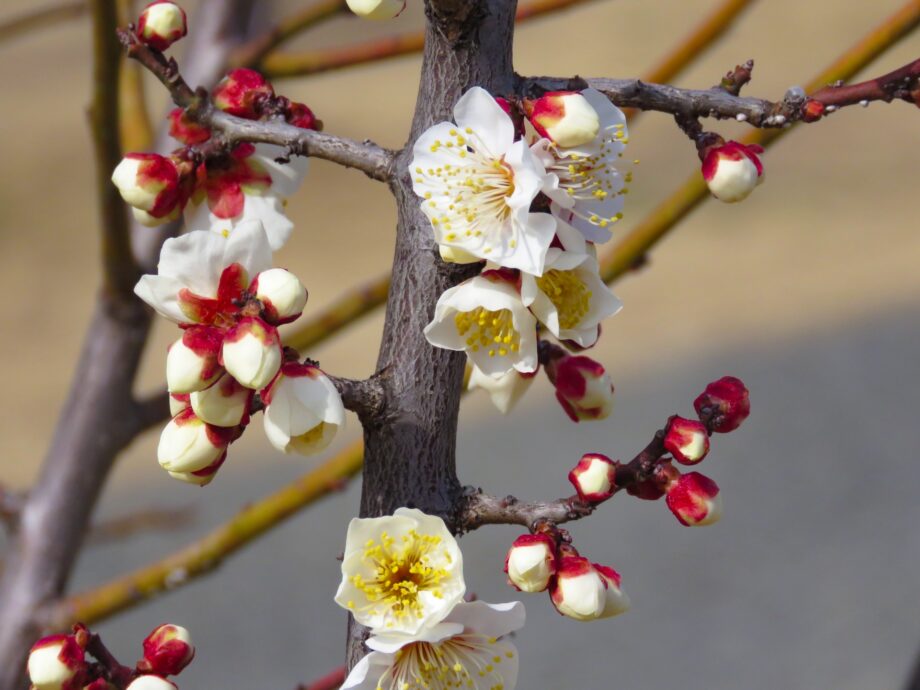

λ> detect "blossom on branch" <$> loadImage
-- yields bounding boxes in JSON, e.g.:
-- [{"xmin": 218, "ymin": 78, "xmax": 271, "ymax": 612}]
[
  {"xmin": 467, "ymin": 362, "xmax": 536, "ymax": 413},
  {"xmin": 344, "ymin": 601, "xmax": 524, "ymax": 690},
  {"xmin": 27, "ymin": 634, "xmax": 87, "ymax": 690},
  {"xmin": 111, "ymin": 153, "xmax": 193, "ymax": 227},
  {"xmin": 694, "ymin": 376, "xmax": 750, "ymax": 432},
  {"xmin": 411, "ymin": 87, "xmax": 556, "ymax": 276},
  {"xmin": 425, "ymin": 270, "xmax": 538, "ymax": 378},
  {"xmin": 665, "ymin": 472, "xmax": 722, "ymax": 526},
  {"xmin": 550, "ymin": 555, "xmax": 629, "ymax": 621},
  {"xmin": 530, "ymin": 89, "xmax": 628, "ymax": 244},
  {"xmin": 663, "ymin": 416, "xmax": 710, "ymax": 465},
  {"xmin": 505, "ymin": 533, "xmax": 557, "ymax": 593},
  {"xmin": 544, "ymin": 353, "xmax": 615, "ymax": 422},
  {"xmin": 136, "ymin": 1, "xmax": 187, "ymax": 52},
  {"xmin": 125, "ymin": 676, "xmax": 178, "ymax": 690},
  {"xmin": 521, "ymin": 249, "xmax": 621, "ymax": 347},
  {"xmin": 138, "ymin": 624, "xmax": 195, "ymax": 677},
  {"xmin": 262, "ymin": 363, "xmax": 345, "ymax": 456},
  {"xmin": 334, "ymin": 508, "xmax": 465, "ymax": 636},
  {"xmin": 529, "ymin": 91, "xmax": 600, "ymax": 148},
  {"xmin": 568, "ymin": 453, "xmax": 617, "ymax": 502}
]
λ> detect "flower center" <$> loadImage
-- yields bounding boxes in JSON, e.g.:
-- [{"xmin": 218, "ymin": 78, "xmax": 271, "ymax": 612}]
[
  {"xmin": 454, "ymin": 307, "xmax": 521, "ymax": 358},
  {"xmin": 536, "ymin": 269, "xmax": 592, "ymax": 330},
  {"xmin": 379, "ymin": 634, "xmax": 514, "ymax": 690},
  {"xmin": 350, "ymin": 530, "xmax": 450, "ymax": 625},
  {"xmin": 417, "ymin": 128, "xmax": 518, "ymax": 252}
]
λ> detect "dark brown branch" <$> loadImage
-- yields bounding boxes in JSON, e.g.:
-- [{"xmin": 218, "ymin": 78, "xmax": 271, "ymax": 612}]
[
  {"xmin": 519, "ymin": 56, "xmax": 920, "ymax": 127},
  {"xmin": 117, "ymin": 26, "xmax": 397, "ymax": 181},
  {"xmin": 328, "ymin": 375, "xmax": 387, "ymax": 420},
  {"xmin": 459, "ymin": 422, "xmax": 671, "ymax": 532}
]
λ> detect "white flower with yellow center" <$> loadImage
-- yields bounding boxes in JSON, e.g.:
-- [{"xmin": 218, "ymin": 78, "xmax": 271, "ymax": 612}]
[
  {"xmin": 531, "ymin": 88, "xmax": 629, "ymax": 244},
  {"xmin": 343, "ymin": 601, "xmax": 524, "ymax": 690},
  {"xmin": 521, "ymin": 249, "xmax": 622, "ymax": 348},
  {"xmin": 411, "ymin": 87, "xmax": 556, "ymax": 276},
  {"xmin": 424, "ymin": 271, "xmax": 538, "ymax": 379},
  {"xmin": 335, "ymin": 508, "xmax": 465, "ymax": 636}
]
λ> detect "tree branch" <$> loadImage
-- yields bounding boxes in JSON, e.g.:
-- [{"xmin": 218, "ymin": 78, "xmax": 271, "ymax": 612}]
[
  {"xmin": 0, "ymin": 485, "xmax": 26, "ymax": 532},
  {"xmin": 329, "ymin": 374, "xmax": 387, "ymax": 420},
  {"xmin": 117, "ymin": 26, "xmax": 397, "ymax": 181},
  {"xmin": 519, "ymin": 56, "xmax": 920, "ymax": 129}
]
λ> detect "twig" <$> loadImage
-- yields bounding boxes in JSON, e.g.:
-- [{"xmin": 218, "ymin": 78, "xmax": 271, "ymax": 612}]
[
  {"xmin": 459, "ymin": 418, "xmax": 674, "ymax": 532},
  {"xmin": 519, "ymin": 55, "xmax": 920, "ymax": 128},
  {"xmin": 259, "ymin": 0, "xmax": 605, "ymax": 78},
  {"xmin": 116, "ymin": 0, "xmax": 153, "ymax": 152},
  {"xmin": 599, "ymin": 0, "xmax": 920, "ymax": 284},
  {"xmin": 329, "ymin": 375, "xmax": 387, "ymax": 420},
  {"xmin": 117, "ymin": 26, "xmax": 397, "ymax": 181},
  {"xmin": 0, "ymin": 486, "xmax": 26, "ymax": 531},
  {"xmin": 48, "ymin": 440, "xmax": 364, "ymax": 628},
  {"xmin": 296, "ymin": 666, "xmax": 347, "ymax": 690},
  {"xmin": 231, "ymin": 0, "xmax": 347, "ymax": 69},
  {"xmin": 85, "ymin": 506, "xmax": 196, "ymax": 547},
  {"xmin": 0, "ymin": 0, "xmax": 85, "ymax": 45}
]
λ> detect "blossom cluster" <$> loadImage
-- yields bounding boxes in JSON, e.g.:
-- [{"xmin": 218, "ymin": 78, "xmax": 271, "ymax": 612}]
[
  {"xmin": 27, "ymin": 623, "xmax": 194, "ymax": 690},
  {"xmin": 113, "ymin": 7, "xmax": 317, "ymax": 252},
  {"xmin": 334, "ymin": 508, "xmax": 525, "ymax": 690},
  {"xmin": 504, "ymin": 376, "xmax": 749, "ymax": 616},
  {"xmin": 135, "ymin": 220, "xmax": 345, "ymax": 485},
  {"xmin": 413, "ymin": 87, "xmax": 630, "ymax": 420}
]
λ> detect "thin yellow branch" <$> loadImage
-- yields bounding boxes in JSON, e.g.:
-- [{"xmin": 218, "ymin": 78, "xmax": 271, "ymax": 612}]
[
  {"xmin": 259, "ymin": 0, "xmax": 605, "ymax": 78},
  {"xmin": 600, "ymin": 0, "xmax": 920, "ymax": 284},
  {"xmin": 231, "ymin": 0, "xmax": 347, "ymax": 69},
  {"xmin": 0, "ymin": 0, "xmax": 85, "ymax": 46},
  {"xmin": 51, "ymin": 442, "xmax": 363, "ymax": 627},
  {"xmin": 116, "ymin": 0, "xmax": 154, "ymax": 152},
  {"xmin": 89, "ymin": 0, "xmax": 139, "ymax": 301},
  {"xmin": 53, "ymin": 0, "xmax": 920, "ymax": 629}
]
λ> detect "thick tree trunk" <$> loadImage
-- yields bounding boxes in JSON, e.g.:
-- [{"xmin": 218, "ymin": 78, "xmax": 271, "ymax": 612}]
[{"xmin": 347, "ymin": 0, "xmax": 519, "ymax": 669}]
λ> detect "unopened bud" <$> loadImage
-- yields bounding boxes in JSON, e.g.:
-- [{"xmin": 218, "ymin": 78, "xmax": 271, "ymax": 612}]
[
  {"xmin": 550, "ymin": 556, "xmax": 612, "ymax": 621},
  {"xmin": 137, "ymin": 1, "xmax": 187, "ymax": 52},
  {"xmin": 548, "ymin": 355, "xmax": 614, "ymax": 422},
  {"xmin": 138, "ymin": 624, "xmax": 195, "ymax": 677},
  {"xmin": 112, "ymin": 153, "xmax": 182, "ymax": 219},
  {"xmin": 157, "ymin": 408, "xmax": 234, "ymax": 473},
  {"xmin": 168, "ymin": 108, "xmax": 210, "ymax": 145},
  {"xmin": 568, "ymin": 453, "xmax": 617, "ymax": 502},
  {"xmin": 212, "ymin": 68, "xmax": 274, "ymax": 119},
  {"xmin": 693, "ymin": 376, "xmax": 750, "ymax": 433},
  {"xmin": 166, "ymin": 326, "xmax": 223, "ymax": 394},
  {"xmin": 221, "ymin": 317, "xmax": 282, "ymax": 390},
  {"xmin": 27, "ymin": 634, "xmax": 86, "ymax": 690},
  {"xmin": 594, "ymin": 563, "xmax": 630, "ymax": 618},
  {"xmin": 190, "ymin": 375, "xmax": 252, "ymax": 427},
  {"xmin": 801, "ymin": 99, "xmax": 826, "ymax": 122},
  {"xmin": 504, "ymin": 534, "xmax": 557, "ymax": 593},
  {"xmin": 663, "ymin": 416, "xmax": 710, "ymax": 465},
  {"xmin": 263, "ymin": 363, "xmax": 345, "ymax": 456},
  {"xmin": 346, "ymin": 0, "xmax": 406, "ymax": 20},
  {"xmin": 125, "ymin": 676, "xmax": 178, "ymax": 690},
  {"xmin": 701, "ymin": 141, "xmax": 764, "ymax": 203},
  {"xmin": 167, "ymin": 451, "xmax": 226, "ymax": 487},
  {"xmin": 169, "ymin": 394, "xmax": 190, "ymax": 416},
  {"xmin": 287, "ymin": 102, "xmax": 319, "ymax": 130},
  {"xmin": 252, "ymin": 268, "xmax": 308, "ymax": 325},
  {"xmin": 529, "ymin": 91, "xmax": 600, "ymax": 148},
  {"xmin": 666, "ymin": 472, "xmax": 722, "ymax": 526}
]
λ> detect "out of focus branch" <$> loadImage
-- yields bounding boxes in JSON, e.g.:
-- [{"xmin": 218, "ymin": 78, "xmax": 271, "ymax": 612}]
[
  {"xmin": 231, "ymin": 0, "xmax": 347, "ymax": 69},
  {"xmin": 258, "ymin": 0, "xmax": 605, "ymax": 78},
  {"xmin": 0, "ymin": 0, "xmax": 85, "ymax": 46},
  {"xmin": 117, "ymin": 26, "xmax": 397, "ymax": 180},
  {"xmin": 49, "ymin": 440, "xmax": 364, "ymax": 628},
  {"xmin": 85, "ymin": 506, "xmax": 196, "ymax": 547},
  {"xmin": 0, "ymin": 486, "xmax": 26, "ymax": 531}
]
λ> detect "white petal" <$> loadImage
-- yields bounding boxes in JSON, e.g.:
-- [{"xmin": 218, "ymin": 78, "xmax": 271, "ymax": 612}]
[
  {"xmin": 134, "ymin": 274, "xmax": 189, "ymax": 323},
  {"xmin": 253, "ymin": 144, "xmax": 309, "ymax": 197},
  {"xmin": 444, "ymin": 600, "xmax": 526, "ymax": 639},
  {"xmin": 452, "ymin": 87, "xmax": 514, "ymax": 158},
  {"xmin": 341, "ymin": 652, "xmax": 393, "ymax": 690}
]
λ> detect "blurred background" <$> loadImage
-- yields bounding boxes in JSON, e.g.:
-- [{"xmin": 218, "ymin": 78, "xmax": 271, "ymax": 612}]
[{"xmin": 1, "ymin": 0, "xmax": 919, "ymax": 688}]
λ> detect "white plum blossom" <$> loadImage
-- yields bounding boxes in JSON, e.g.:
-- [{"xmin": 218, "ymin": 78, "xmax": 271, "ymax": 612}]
[
  {"xmin": 187, "ymin": 144, "xmax": 309, "ymax": 251},
  {"xmin": 157, "ymin": 408, "xmax": 233, "ymax": 474},
  {"xmin": 531, "ymin": 88, "xmax": 629, "ymax": 243},
  {"xmin": 411, "ymin": 87, "xmax": 556, "ymax": 276},
  {"xmin": 335, "ymin": 508, "xmax": 465, "ymax": 636},
  {"xmin": 343, "ymin": 601, "xmax": 524, "ymax": 690},
  {"xmin": 220, "ymin": 316, "xmax": 282, "ymax": 390},
  {"xmin": 262, "ymin": 363, "xmax": 345, "ymax": 455},
  {"xmin": 504, "ymin": 533, "xmax": 557, "ymax": 593},
  {"xmin": 521, "ymin": 249, "xmax": 621, "ymax": 348},
  {"xmin": 550, "ymin": 556, "xmax": 630, "ymax": 621},
  {"xmin": 425, "ymin": 271, "xmax": 538, "ymax": 379},
  {"xmin": 701, "ymin": 141, "xmax": 764, "ymax": 203},
  {"xmin": 467, "ymin": 361, "xmax": 536, "ymax": 414},
  {"xmin": 529, "ymin": 91, "xmax": 600, "ymax": 148},
  {"xmin": 252, "ymin": 268, "xmax": 308, "ymax": 324},
  {"xmin": 137, "ymin": 1, "xmax": 187, "ymax": 51},
  {"xmin": 27, "ymin": 634, "xmax": 86, "ymax": 690},
  {"xmin": 134, "ymin": 219, "xmax": 272, "ymax": 325},
  {"xmin": 189, "ymin": 373, "xmax": 252, "ymax": 427}
]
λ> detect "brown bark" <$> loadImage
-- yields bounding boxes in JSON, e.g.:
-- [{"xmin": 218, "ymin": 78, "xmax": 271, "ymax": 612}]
[{"xmin": 345, "ymin": 0, "xmax": 520, "ymax": 670}]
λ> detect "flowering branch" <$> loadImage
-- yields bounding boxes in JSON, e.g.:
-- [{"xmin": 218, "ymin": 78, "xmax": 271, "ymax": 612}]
[
  {"xmin": 117, "ymin": 25, "xmax": 397, "ymax": 181},
  {"xmin": 519, "ymin": 55, "xmax": 920, "ymax": 129}
]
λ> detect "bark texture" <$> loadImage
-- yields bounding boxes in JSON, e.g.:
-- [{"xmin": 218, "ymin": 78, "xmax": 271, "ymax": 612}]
[{"xmin": 346, "ymin": 0, "xmax": 519, "ymax": 670}]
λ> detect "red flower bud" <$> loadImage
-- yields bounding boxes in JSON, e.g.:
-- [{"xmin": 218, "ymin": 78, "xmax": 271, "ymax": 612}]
[
  {"xmin": 693, "ymin": 376, "xmax": 750, "ymax": 433},
  {"xmin": 138, "ymin": 623, "xmax": 195, "ymax": 676},
  {"xmin": 665, "ymin": 472, "xmax": 722, "ymax": 526},
  {"xmin": 663, "ymin": 416, "xmax": 710, "ymax": 465},
  {"xmin": 137, "ymin": 2, "xmax": 187, "ymax": 52},
  {"xmin": 212, "ymin": 68, "xmax": 274, "ymax": 119}
]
